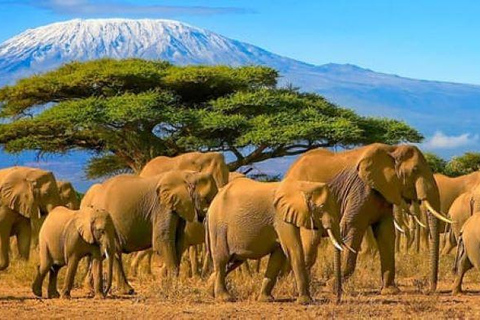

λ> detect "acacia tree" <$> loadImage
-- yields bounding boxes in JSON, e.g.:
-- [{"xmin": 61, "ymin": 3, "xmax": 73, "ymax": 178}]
[{"xmin": 0, "ymin": 59, "xmax": 423, "ymax": 178}]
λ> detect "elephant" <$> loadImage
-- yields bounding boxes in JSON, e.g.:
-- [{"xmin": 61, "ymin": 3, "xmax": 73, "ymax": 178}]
[
  {"xmin": 206, "ymin": 177, "xmax": 344, "ymax": 304},
  {"xmin": 88, "ymin": 170, "xmax": 218, "ymax": 294},
  {"xmin": 130, "ymin": 153, "xmax": 230, "ymax": 277},
  {"xmin": 442, "ymin": 186, "xmax": 480, "ymax": 254},
  {"xmin": 432, "ymin": 172, "xmax": 480, "ymax": 254},
  {"xmin": 31, "ymin": 180, "xmax": 81, "ymax": 248},
  {"xmin": 0, "ymin": 166, "xmax": 62, "ymax": 270},
  {"xmin": 452, "ymin": 211, "xmax": 480, "ymax": 295},
  {"xmin": 285, "ymin": 143, "xmax": 451, "ymax": 293},
  {"xmin": 32, "ymin": 206, "xmax": 116, "ymax": 299},
  {"xmin": 57, "ymin": 181, "xmax": 80, "ymax": 210},
  {"xmin": 140, "ymin": 152, "xmax": 229, "ymax": 188}
]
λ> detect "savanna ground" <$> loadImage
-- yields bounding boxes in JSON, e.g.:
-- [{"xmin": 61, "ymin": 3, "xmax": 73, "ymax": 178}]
[{"xmin": 1, "ymin": 241, "xmax": 480, "ymax": 319}]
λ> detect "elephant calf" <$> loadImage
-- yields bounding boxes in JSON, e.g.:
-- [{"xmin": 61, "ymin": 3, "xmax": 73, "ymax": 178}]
[
  {"xmin": 452, "ymin": 211, "xmax": 480, "ymax": 295},
  {"xmin": 32, "ymin": 206, "xmax": 116, "ymax": 299},
  {"xmin": 207, "ymin": 177, "xmax": 344, "ymax": 304}
]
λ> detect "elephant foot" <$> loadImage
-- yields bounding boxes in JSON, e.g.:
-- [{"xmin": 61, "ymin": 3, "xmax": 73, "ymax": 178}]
[
  {"xmin": 380, "ymin": 285, "xmax": 400, "ymax": 295},
  {"xmin": 32, "ymin": 284, "xmax": 43, "ymax": 298},
  {"xmin": 60, "ymin": 292, "xmax": 71, "ymax": 300},
  {"xmin": 216, "ymin": 292, "xmax": 234, "ymax": 302},
  {"xmin": 93, "ymin": 293, "xmax": 106, "ymax": 300},
  {"xmin": 451, "ymin": 287, "xmax": 463, "ymax": 296},
  {"xmin": 296, "ymin": 295, "xmax": 313, "ymax": 305},
  {"xmin": 48, "ymin": 290, "xmax": 60, "ymax": 299},
  {"xmin": 258, "ymin": 294, "xmax": 274, "ymax": 302}
]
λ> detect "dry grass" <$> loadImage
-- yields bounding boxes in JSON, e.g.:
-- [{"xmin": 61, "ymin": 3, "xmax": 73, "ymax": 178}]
[{"xmin": 1, "ymin": 243, "xmax": 480, "ymax": 319}]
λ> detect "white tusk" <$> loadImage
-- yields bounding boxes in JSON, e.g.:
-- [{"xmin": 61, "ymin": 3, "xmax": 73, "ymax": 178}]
[
  {"xmin": 425, "ymin": 201, "xmax": 453, "ymax": 224},
  {"xmin": 327, "ymin": 229, "xmax": 343, "ymax": 252},
  {"xmin": 413, "ymin": 215, "xmax": 427, "ymax": 228},
  {"xmin": 104, "ymin": 249, "xmax": 109, "ymax": 260},
  {"xmin": 342, "ymin": 242, "xmax": 356, "ymax": 254},
  {"xmin": 393, "ymin": 219, "xmax": 405, "ymax": 234}
]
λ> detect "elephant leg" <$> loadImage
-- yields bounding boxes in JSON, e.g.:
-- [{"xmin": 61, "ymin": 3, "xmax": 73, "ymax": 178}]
[
  {"xmin": 83, "ymin": 256, "xmax": 94, "ymax": 294},
  {"xmin": 92, "ymin": 258, "xmax": 104, "ymax": 299},
  {"xmin": 201, "ymin": 251, "xmax": 212, "ymax": 278},
  {"xmin": 258, "ymin": 246, "xmax": 286, "ymax": 302},
  {"xmin": 212, "ymin": 254, "xmax": 233, "ymax": 301},
  {"xmin": 47, "ymin": 265, "xmax": 61, "ymax": 298},
  {"xmin": 189, "ymin": 246, "xmax": 199, "ymax": 277},
  {"xmin": 114, "ymin": 253, "xmax": 135, "ymax": 295},
  {"xmin": 372, "ymin": 218, "xmax": 399, "ymax": 294},
  {"xmin": 276, "ymin": 222, "xmax": 311, "ymax": 304},
  {"xmin": 32, "ymin": 251, "xmax": 53, "ymax": 298},
  {"xmin": 61, "ymin": 256, "xmax": 80, "ymax": 299},
  {"xmin": 395, "ymin": 230, "xmax": 401, "ymax": 252},
  {"xmin": 452, "ymin": 244, "xmax": 473, "ymax": 295},
  {"xmin": 0, "ymin": 208, "xmax": 14, "ymax": 270},
  {"xmin": 14, "ymin": 217, "xmax": 31, "ymax": 260}
]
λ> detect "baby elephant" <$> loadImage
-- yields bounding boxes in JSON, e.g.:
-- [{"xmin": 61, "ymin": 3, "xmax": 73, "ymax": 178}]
[
  {"xmin": 452, "ymin": 211, "xmax": 480, "ymax": 295},
  {"xmin": 32, "ymin": 206, "xmax": 116, "ymax": 299},
  {"xmin": 207, "ymin": 177, "xmax": 344, "ymax": 304}
]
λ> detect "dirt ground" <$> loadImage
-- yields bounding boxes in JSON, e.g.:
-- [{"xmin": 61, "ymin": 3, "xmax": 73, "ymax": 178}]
[{"xmin": 1, "ymin": 248, "xmax": 480, "ymax": 319}]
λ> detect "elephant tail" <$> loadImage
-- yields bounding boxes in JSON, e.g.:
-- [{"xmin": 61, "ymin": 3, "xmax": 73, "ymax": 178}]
[{"xmin": 453, "ymin": 234, "xmax": 465, "ymax": 274}]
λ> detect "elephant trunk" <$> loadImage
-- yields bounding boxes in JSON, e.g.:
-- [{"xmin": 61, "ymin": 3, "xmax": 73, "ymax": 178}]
[{"xmin": 416, "ymin": 176, "xmax": 441, "ymax": 292}]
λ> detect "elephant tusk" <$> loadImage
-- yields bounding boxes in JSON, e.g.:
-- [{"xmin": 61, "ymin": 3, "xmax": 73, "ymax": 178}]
[
  {"xmin": 425, "ymin": 200, "xmax": 453, "ymax": 224},
  {"xmin": 413, "ymin": 215, "xmax": 427, "ymax": 228},
  {"xmin": 327, "ymin": 229, "xmax": 343, "ymax": 252},
  {"xmin": 104, "ymin": 249, "xmax": 109, "ymax": 260},
  {"xmin": 342, "ymin": 242, "xmax": 356, "ymax": 254},
  {"xmin": 393, "ymin": 219, "xmax": 405, "ymax": 234}
]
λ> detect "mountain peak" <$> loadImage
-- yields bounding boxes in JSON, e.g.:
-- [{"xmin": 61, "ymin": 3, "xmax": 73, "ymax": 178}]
[{"xmin": 0, "ymin": 18, "xmax": 307, "ymax": 85}]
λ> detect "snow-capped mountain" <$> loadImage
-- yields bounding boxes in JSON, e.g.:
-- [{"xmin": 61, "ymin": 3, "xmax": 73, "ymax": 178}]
[
  {"xmin": 0, "ymin": 18, "xmax": 310, "ymax": 84},
  {"xmin": 1, "ymin": 18, "xmax": 480, "ymax": 190}
]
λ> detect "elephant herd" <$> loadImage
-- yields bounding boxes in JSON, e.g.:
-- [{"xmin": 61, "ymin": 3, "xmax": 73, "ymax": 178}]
[{"xmin": 1, "ymin": 143, "xmax": 479, "ymax": 303}]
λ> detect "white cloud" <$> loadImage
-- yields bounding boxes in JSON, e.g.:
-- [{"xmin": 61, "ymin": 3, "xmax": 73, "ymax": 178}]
[{"xmin": 423, "ymin": 131, "xmax": 479, "ymax": 149}]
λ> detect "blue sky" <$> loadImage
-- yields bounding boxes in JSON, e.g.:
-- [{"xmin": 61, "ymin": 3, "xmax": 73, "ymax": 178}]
[{"xmin": 1, "ymin": 0, "xmax": 480, "ymax": 85}]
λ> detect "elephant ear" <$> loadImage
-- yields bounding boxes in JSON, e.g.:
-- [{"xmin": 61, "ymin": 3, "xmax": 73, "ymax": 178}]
[
  {"xmin": 273, "ymin": 179, "xmax": 319, "ymax": 229},
  {"xmin": 357, "ymin": 146, "xmax": 403, "ymax": 206},
  {"xmin": 0, "ymin": 170, "xmax": 40, "ymax": 219},
  {"xmin": 74, "ymin": 209, "xmax": 95, "ymax": 244},
  {"xmin": 157, "ymin": 173, "xmax": 196, "ymax": 222},
  {"xmin": 185, "ymin": 171, "xmax": 218, "ymax": 203}
]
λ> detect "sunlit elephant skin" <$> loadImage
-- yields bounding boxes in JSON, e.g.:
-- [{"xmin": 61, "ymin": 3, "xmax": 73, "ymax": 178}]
[
  {"xmin": 0, "ymin": 166, "xmax": 62, "ymax": 270},
  {"xmin": 32, "ymin": 206, "xmax": 116, "ymax": 299},
  {"xmin": 286, "ymin": 143, "xmax": 445, "ymax": 293},
  {"xmin": 140, "ymin": 152, "xmax": 229, "ymax": 188},
  {"xmin": 207, "ymin": 177, "xmax": 343, "ymax": 304},
  {"xmin": 443, "ymin": 186, "xmax": 480, "ymax": 254},
  {"xmin": 452, "ymin": 212, "xmax": 480, "ymax": 295},
  {"xmin": 88, "ymin": 170, "xmax": 217, "ymax": 294}
]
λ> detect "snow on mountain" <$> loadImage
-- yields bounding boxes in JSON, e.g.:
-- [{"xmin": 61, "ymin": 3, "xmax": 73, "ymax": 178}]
[{"xmin": 0, "ymin": 18, "xmax": 310, "ymax": 84}]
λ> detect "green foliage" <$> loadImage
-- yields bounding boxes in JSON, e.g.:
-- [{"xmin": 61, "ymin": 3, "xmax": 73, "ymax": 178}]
[
  {"xmin": 424, "ymin": 152, "xmax": 448, "ymax": 175},
  {"xmin": 0, "ymin": 59, "xmax": 423, "ymax": 178},
  {"xmin": 445, "ymin": 152, "xmax": 480, "ymax": 177}
]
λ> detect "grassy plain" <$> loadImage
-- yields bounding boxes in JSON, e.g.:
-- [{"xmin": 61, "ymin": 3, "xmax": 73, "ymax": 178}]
[{"xmin": 1, "ymin": 244, "xmax": 479, "ymax": 319}]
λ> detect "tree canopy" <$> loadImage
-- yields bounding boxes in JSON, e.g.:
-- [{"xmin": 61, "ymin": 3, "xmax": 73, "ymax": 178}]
[
  {"xmin": 424, "ymin": 152, "xmax": 480, "ymax": 177},
  {"xmin": 0, "ymin": 59, "xmax": 423, "ymax": 178}
]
